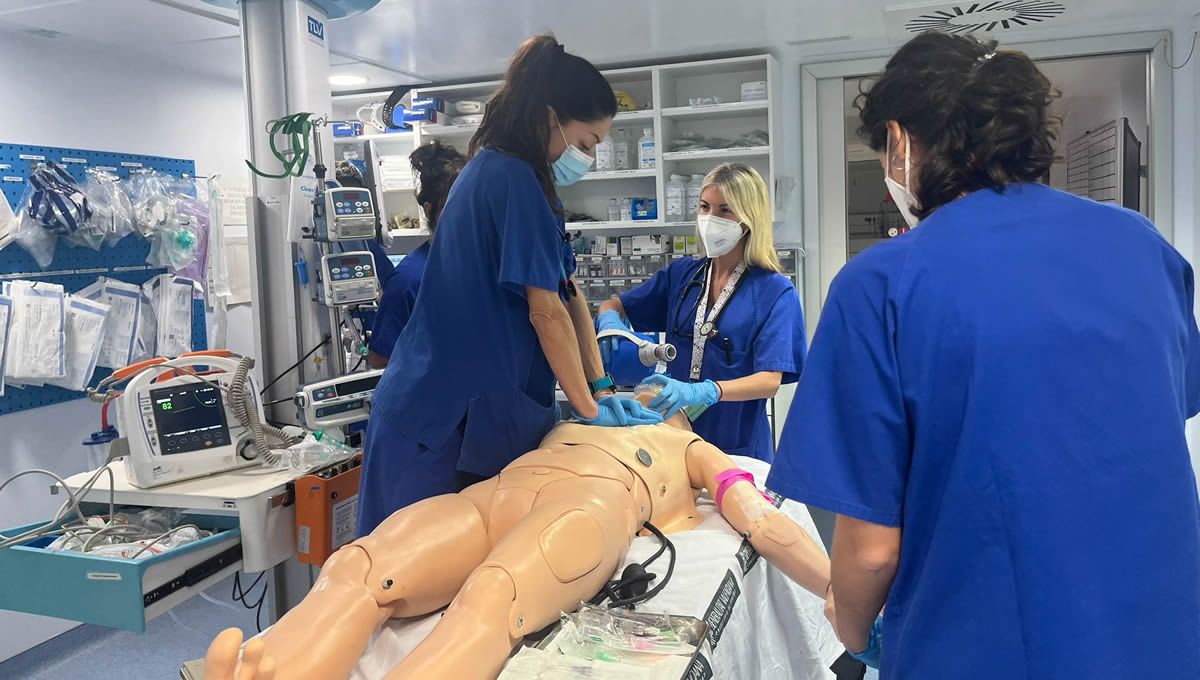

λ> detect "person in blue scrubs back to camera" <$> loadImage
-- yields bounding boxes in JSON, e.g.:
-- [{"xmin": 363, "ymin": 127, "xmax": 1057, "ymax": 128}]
[
  {"xmin": 366, "ymin": 141, "xmax": 465, "ymax": 368},
  {"xmin": 597, "ymin": 163, "xmax": 807, "ymax": 461},
  {"xmin": 767, "ymin": 33, "xmax": 1200, "ymax": 678},
  {"xmin": 356, "ymin": 35, "xmax": 661, "ymax": 536}
]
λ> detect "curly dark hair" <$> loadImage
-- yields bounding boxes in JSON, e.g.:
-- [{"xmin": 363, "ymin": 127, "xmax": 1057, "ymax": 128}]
[
  {"xmin": 857, "ymin": 32, "xmax": 1060, "ymax": 221},
  {"xmin": 469, "ymin": 34, "xmax": 616, "ymax": 216},
  {"xmin": 409, "ymin": 140, "xmax": 465, "ymax": 233}
]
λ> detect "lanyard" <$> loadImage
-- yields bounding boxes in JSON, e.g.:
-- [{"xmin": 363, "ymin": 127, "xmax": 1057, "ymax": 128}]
[{"xmin": 690, "ymin": 261, "xmax": 747, "ymax": 379}]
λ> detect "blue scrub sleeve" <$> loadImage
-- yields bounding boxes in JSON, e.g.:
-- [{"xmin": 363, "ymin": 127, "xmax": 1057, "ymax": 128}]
[
  {"xmin": 495, "ymin": 169, "xmax": 563, "ymax": 297},
  {"xmin": 370, "ymin": 283, "xmax": 417, "ymax": 359},
  {"xmin": 751, "ymin": 287, "xmax": 808, "ymax": 383},
  {"xmin": 767, "ymin": 261, "xmax": 910, "ymax": 527},
  {"xmin": 620, "ymin": 266, "xmax": 673, "ymax": 332},
  {"xmin": 1183, "ymin": 264, "xmax": 1200, "ymax": 417}
]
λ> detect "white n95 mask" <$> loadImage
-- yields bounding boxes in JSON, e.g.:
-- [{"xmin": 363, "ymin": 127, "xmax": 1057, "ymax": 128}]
[
  {"xmin": 697, "ymin": 214, "xmax": 744, "ymax": 258},
  {"xmin": 885, "ymin": 131, "xmax": 921, "ymax": 229}
]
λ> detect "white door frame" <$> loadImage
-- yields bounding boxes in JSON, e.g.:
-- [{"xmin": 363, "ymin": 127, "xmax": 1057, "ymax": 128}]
[{"xmin": 799, "ymin": 31, "xmax": 1176, "ymax": 319}]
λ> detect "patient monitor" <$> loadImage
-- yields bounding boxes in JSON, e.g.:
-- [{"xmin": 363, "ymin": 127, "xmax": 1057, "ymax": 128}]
[{"xmin": 116, "ymin": 355, "xmax": 264, "ymax": 488}]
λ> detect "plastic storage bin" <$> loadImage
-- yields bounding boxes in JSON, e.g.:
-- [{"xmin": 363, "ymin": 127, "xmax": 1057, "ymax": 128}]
[{"xmin": 0, "ymin": 513, "xmax": 241, "ymax": 632}]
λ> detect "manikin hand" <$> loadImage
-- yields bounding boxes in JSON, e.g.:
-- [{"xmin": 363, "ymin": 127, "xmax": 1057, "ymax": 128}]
[{"xmin": 205, "ymin": 628, "xmax": 277, "ymax": 680}]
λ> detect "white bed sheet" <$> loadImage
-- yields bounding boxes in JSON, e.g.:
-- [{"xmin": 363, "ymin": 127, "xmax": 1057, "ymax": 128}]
[{"xmin": 349, "ymin": 457, "xmax": 842, "ymax": 680}]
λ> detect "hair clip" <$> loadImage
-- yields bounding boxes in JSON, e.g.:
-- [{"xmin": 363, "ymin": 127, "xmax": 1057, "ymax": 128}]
[{"xmin": 977, "ymin": 52, "xmax": 997, "ymax": 64}]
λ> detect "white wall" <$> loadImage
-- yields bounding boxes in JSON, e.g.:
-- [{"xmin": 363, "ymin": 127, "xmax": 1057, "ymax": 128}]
[{"xmin": 0, "ymin": 30, "xmax": 249, "ymax": 663}]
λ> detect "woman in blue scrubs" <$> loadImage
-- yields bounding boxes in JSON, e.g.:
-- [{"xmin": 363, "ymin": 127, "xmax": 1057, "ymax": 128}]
[
  {"xmin": 767, "ymin": 33, "xmax": 1200, "ymax": 678},
  {"xmin": 597, "ymin": 163, "xmax": 807, "ymax": 462},
  {"xmin": 366, "ymin": 141, "xmax": 465, "ymax": 367},
  {"xmin": 357, "ymin": 35, "xmax": 661, "ymax": 536}
]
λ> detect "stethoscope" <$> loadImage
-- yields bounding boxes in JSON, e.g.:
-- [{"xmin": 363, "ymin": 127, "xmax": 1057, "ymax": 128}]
[{"xmin": 668, "ymin": 260, "xmax": 742, "ymax": 362}]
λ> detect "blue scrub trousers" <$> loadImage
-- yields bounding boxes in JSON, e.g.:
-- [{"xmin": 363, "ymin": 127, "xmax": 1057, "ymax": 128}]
[{"xmin": 355, "ymin": 422, "xmax": 486, "ymax": 537}]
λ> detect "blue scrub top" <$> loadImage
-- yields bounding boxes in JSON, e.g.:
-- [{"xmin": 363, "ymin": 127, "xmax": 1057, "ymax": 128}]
[
  {"xmin": 364, "ymin": 239, "xmax": 397, "ymax": 286},
  {"xmin": 768, "ymin": 184, "xmax": 1200, "ymax": 679},
  {"xmin": 369, "ymin": 241, "xmax": 429, "ymax": 359},
  {"xmin": 621, "ymin": 257, "xmax": 807, "ymax": 461},
  {"xmin": 368, "ymin": 148, "xmax": 576, "ymax": 477}
]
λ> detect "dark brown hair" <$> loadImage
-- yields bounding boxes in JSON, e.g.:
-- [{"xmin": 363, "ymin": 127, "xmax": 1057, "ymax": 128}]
[
  {"xmin": 857, "ymin": 32, "xmax": 1059, "ymax": 220},
  {"xmin": 469, "ymin": 34, "xmax": 616, "ymax": 213},
  {"xmin": 409, "ymin": 140, "xmax": 465, "ymax": 233}
]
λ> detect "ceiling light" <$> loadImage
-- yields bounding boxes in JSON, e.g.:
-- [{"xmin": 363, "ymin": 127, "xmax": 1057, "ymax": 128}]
[{"xmin": 329, "ymin": 75, "xmax": 368, "ymax": 86}]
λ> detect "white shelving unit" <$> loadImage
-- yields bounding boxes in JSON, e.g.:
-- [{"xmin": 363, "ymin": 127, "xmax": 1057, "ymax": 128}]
[{"xmin": 332, "ymin": 54, "xmax": 779, "ymax": 253}]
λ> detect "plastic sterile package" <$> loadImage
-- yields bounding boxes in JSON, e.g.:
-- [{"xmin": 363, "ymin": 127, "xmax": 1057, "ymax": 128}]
[
  {"xmin": 46, "ymin": 508, "xmax": 211, "ymax": 561},
  {"xmin": 271, "ymin": 432, "xmax": 357, "ymax": 474},
  {"xmin": 78, "ymin": 277, "xmax": 143, "ymax": 370},
  {"xmin": 13, "ymin": 185, "xmax": 58, "ymax": 268},
  {"xmin": 82, "ymin": 168, "xmax": 135, "ymax": 247},
  {"xmin": 0, "ymin": 193, "xmax": 15, "ymax": 251},
  {"xmin": 499, "ymin": 646, "xmax": 656, "ymax": 680},
  {"xmin": 558, "ymin": 603, "xmax": 701, "ymax": 658},
  {"xmin": 127, "ymin": 170, "xmax": 176, "ymax": 237},
  {"xmin": 45, "ymin": 294, "xmax": 110, "ymax": 392},
  {"xmin": 2, "ymin": 280, "xmax": 66, "ymax": 386}
]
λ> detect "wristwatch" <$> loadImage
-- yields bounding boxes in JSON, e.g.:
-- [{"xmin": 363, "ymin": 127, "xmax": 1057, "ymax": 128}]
[{"xmin": 589, "ymin": 374, "xmax": 616, "ymax": 396}]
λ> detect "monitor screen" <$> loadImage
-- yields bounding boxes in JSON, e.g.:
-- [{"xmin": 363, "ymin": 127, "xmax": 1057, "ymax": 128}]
[
  {"xmin": 334, "ymin": 374, "xmax": 381, "ymax": 397},
  {"xmin": 149, "ymin": 382, "xmax": 232, "ymax": 455}
]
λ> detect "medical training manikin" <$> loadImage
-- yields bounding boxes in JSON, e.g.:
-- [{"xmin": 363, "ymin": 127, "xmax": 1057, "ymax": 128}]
[{"xmin": 205, "ymin": 392, "xmax": 832, "ymax": 680}]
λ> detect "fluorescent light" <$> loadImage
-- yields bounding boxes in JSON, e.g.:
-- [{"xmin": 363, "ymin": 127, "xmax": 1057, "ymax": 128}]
[{"xmin": 329, "ymin": 75, "xmax": 368, "ymax": 86}]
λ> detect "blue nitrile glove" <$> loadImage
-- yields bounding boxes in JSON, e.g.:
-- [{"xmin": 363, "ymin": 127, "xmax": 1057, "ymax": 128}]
[
  {"xmin": 848, "ymin": 617, "xmax": 883, "ymax": 669},
  {"xmin": 595, "ymin": 310, "xmax": 633, "ymax": 367},
  {"xmin": 643, "ymin": 373, "xmax": 720, "ymax": 419},
  {"xmin": 579, "ymin": 395, "xmax": 664, "ymax": 427}
]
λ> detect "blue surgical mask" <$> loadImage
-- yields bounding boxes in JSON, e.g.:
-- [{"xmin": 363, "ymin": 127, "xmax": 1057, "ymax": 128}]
[{"xmin": 552, "ymin": 117, "xmax": 594, "ymax": 186}]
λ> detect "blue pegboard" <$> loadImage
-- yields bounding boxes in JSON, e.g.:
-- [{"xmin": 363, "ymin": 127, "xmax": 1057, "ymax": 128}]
[{"xmin": 0, "ymin": 142, "xmax": 207, "ymax": 416}]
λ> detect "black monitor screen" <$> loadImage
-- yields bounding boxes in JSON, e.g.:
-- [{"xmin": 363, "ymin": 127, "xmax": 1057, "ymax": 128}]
[
  {"xmin": 334, "ymin": 374, "xmax": 381, "ymax": 397},
  {"xmin": 149, "ymin": 382, "xmax": 232, "ymax": 455}
]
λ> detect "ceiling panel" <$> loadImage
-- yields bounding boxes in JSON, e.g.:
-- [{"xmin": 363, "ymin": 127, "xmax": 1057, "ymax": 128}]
[{"xmin": 0, "ymin": 0, "xmax": 237, "ymax": 46}]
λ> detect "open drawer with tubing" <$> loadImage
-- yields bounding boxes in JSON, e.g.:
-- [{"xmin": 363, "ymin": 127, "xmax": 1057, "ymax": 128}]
[{"xmin": 0, "ymin": 512, "xmax": 241, "ymax": 632}]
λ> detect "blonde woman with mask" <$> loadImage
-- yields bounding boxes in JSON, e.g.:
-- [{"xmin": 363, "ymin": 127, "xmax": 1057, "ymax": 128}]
[{"xmin": 597, "ymin": 163, "xmax": 806, "ymax": 461}]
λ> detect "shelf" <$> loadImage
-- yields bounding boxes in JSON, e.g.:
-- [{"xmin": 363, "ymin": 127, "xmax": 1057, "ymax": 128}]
[
  {"xmin": 333, "ymin": 132, "xmax": 414, "ymax": 146},
  {"xmin": 566, "ymin": 220, "xmax": 663, "ymax": 231},
  {"xmin": 579, "ymin": 168, "xmax": 656, "ymax": 182},
  {"xmin": 388, "ymin": 228, "xmax": 430, "ymax": 238},
  {"xmin": 418, "ymin": 123, "xmax": 479, "ymax": 137},
  {"xmin": 661, "ymin": 100, "xmax": 768, "ymax": 119},
  {"xmin": 661, "ymin": 146, "xmax": 770, "ymax": 161},
  {"xmin": 614, "ymin": 110, "xmax": 654, "ymax": 122}
]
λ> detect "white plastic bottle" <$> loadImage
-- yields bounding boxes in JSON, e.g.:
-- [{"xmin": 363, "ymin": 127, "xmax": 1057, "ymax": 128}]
[
  {"xmin": 620, "ymin": 198, "xmax": 633, "ymax": 222},
  {"xmin": 638, "ymin": 128, "xmax": 656, "ymax": 169},
  {"xmin": 607, "ymin": 198, "xmax": 620, "ymax": 222},
  {"xmin": 595, "ymin": 135, "xmax": 614, "ymax": 171},
  {"xmin": 686, "ymin": 174, "xmax": 704, "ymax": 220},
  {"xmin": 666, "ymin": 174, "xmax": 686, "ymax": 222},
  {"xmin": 613, "ymin": 129, "xmax": 630, "ymax": 170}
]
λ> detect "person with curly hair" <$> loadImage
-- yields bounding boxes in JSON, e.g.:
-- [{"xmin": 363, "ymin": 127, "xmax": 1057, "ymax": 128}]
[{"xmin": 768, "ymin": 31, "xmax": 1200, "ymax": 679}]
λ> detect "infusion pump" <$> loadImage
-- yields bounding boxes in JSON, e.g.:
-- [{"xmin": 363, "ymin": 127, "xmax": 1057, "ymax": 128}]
[
  {"xmin": 320, "ymin": 251, "xmax": 381, "ymax": 306},
  {"xmin": 319, "ymin": 187, "xmax": 378, "ymax": 241},
  {"xmin": 116, "ymin": 355, "xmax": 263, "ymax": 488}
]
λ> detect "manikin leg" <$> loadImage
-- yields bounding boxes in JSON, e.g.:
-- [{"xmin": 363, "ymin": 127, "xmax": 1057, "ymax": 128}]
[
  {"xmin": 205, "ymin": 483, "xmax": 497, "ymax": 680},
  {"xmin": 382, "ymin": 476, "xmax": 638, "ymax": 680}
]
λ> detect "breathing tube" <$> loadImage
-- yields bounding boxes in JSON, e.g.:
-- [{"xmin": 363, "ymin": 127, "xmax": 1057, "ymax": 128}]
[
  {"xmin": 228, "ymin": 356, "xmax": 301, "ymax": 465},
  {"xmin": 246, "ymin": 112, "xmax": 318, "ymax": 179}
]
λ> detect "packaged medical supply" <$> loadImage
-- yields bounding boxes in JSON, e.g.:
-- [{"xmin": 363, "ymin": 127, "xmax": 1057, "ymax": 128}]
[
  {"xmin": 637, "ymin": 129, "xmax": 656, "ymax": 169},
  {"xmin": 332, "ymin": 121, "xmax": 364, "ymax": 137},
  {"xmin": 128, "ymin": 169, "xmax": 175, "ymax": 238},
  {"xmin": 83, "ymin": 168, "xmax": 135, "ymax": 247},
  {"xmin": 451, "ymin": 114, "xmax": 483, "ymax": 127},
  {"xmin": 613, "ymin": 128, "xmax": 631, "ymax": 171},
  {"xmin": 740, "ymin": 80, "xmax": 768, "ymax": 101},
  {"xmin": 607, "ymin": 198, "xmax": 620, "ymax": 222},
  {"xmin": 79, "ymin": 277, "xmax": 142, "ymax": 370},
  {"xmin": 454, "ymin": 100, "xmax": 484, "ymax": 114},
  {"xmin": 666, "ymin": 175, "xmax": 686, "ymax": 222},
  {"xmin": 3, "ymin": 281, "xmax": 66, "ymax": 386},
  {"xmin": 45, "ymin": 295, "xmax": 110, "ymax": 392},
  {"xmin": 595, "ymin": 135, "xmax": 614, "ymax": 171},
  {"xmin": 14, "ymin": 163, "xmax": 95, "ymax": 268},
  {"xmin": 631, "ymin": 197, "xmax": 657, "ymax": 221},
  {"xmin": 620, "ymin": 198, "xmax": 633, "ymax": 222},
  {"xmin": 402, "ymin": 109, "xmax": 451, "ymax": 126},
  {"xmin": 606, "ymin": 237, "xmax": 619, "ymax": 257},
  {"xmin": 145, "ymin": 274, "xmax": 194, "ymax": 358},
  {"xmin": 172, "ymin": 195, "xmax": 211, "ymax": 289},
  {"xmin": 0, "ymin": 194, "xmax": 14, "ymax": 251},
  {"xmin": 688, "ymin": 96, "xmax": 722, "ymax": 106},
  {"xmin": 45, "ymin": 508, "xmax": 212, "ymax": 561},
  {"xmin": 0, "ymin": 293, "xmax": 11, "ymax": 397},
  {"xmin": 613, "ymin": 90, "xmax": 639, "ymax": 112},
  {"xmin": 673, "ymin": 236, "xmax": 687, "ymax": 254},
  {"xmin": 686, "ymin": 174, "xmax": 703, "ymax": 220},
  {"xmin": 135, "ymin": 287, "xmax": 157, "ymax": 362},
  {"xmin": 632, "ymin": 234, "xmax": 665, "ymax": 255},
  {"xmin": 409, "ymin": 96, "xmax": 446, "ymax": 113},
  {"xmin": 620, "ymin": 236, "xmax": 633, "ymax": 255},
  {"xmin": 591, "ymin": 237, "xmax": 606, "ymax": 256},
  {"xmin": 561, "ymin": 604, "xmax": 701, "ymax": 657},
  {"xmin": 271, "ymin": 432, "xmax": 357, "ymax": 475}
]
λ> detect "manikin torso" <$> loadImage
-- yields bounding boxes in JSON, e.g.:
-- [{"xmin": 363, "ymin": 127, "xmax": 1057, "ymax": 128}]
[{"xmin": 508, "ymin": 422, "xmax": 704, "ymax": 534}]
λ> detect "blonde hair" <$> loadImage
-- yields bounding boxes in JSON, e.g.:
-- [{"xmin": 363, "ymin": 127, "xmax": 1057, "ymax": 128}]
[{"xmin": 700, "ymin": 163, "xmax": 781, "ymax": 273}]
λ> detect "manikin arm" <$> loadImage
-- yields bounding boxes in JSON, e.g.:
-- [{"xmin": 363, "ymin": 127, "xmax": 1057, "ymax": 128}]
[{"xmin": 685, "ymin": 440, "xmax": 831, "ymax": 597}]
